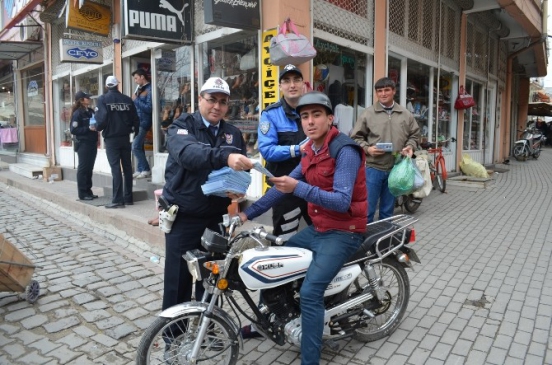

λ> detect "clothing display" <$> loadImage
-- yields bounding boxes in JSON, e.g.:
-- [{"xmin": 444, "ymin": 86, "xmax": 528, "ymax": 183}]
[{"xmin": 334, "ymin": 104, "xmax": 354, "ymax": 136}]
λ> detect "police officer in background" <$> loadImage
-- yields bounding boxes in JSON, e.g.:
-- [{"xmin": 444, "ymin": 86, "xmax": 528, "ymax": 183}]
[
  {"xmin": 161, "ymin": 77, "xmax": 253, "ymax": 312},
  {"xmin": 257, "ymin": 64, "xmax": 312, "ymax": 241},
  {"xmin": 70, "ymin": 91, "xmax": 98, "ymax": 201},
  {"xmin": 95, "ymin": 76, "xmax": 140, "ymax": 209}
]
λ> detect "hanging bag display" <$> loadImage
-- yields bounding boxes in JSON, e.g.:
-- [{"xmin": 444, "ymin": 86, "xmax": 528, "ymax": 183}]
[
  {"xmin": 454, "ymin": 85, "xmax": 476, "ymax": 110},
  {"xmin": 269, "ymin": 18, "xmax": 317, "ymax": 66}
]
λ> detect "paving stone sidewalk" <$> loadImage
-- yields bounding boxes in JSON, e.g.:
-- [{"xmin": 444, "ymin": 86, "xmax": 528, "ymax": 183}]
[{"xmin": 0, "ymin": 149, "xmax": 551, "ymax": 364}]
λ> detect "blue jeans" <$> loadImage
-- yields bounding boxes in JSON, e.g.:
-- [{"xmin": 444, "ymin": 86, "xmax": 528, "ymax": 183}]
[
  {"xmin": 132, "ymin": 127, "xmax": 150, "ymax": 172},
  {"xmin": 286, "ymin": 226, "xmax": 363, "ymax": 365},
  {"xmin": 366, "ymin": 167, "xmax": 395, "ymax": 223}
]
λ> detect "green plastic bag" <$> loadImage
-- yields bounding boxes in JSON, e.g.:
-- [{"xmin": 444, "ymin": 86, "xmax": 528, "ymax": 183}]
[{"xmin": 388, "ymin": 156, "xmax": 416, "ymax": 197}]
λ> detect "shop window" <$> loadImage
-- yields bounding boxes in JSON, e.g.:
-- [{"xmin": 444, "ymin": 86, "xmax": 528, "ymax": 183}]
[
  {"xmin": 57, "ymin": 77, "xmax": 73, "ymax": 146},
  {"xmin": 155, "ymin": 46, "xmax": 194, "ymax": 153},
  {"xmin": 313, "ymin": 38, "xmax": 366, "ymax": 136},
  {"xmin": 388, "ymin": 56, "xmax": 401, "ymax": 104},
  {"xmin": 76, "ymin": 74, "xmax": 99, "ymax": 98},
  {"xmin": 201, "ymin": 33, "xmax": 260, "ymax": 158},
  {"xmin": 433, "ymin": 73, "xmax": 453, "ymax": 146},
  {"xmin": 0, "ymin": 67, "xmax": 17, "ymax": 152},
  {"xmin": 404, "ymin": 60, "xmax": 430, "ymax": 147},
  {"xmin": 463, "ymin": 80, "xmax": 482, "ymax": 150}
]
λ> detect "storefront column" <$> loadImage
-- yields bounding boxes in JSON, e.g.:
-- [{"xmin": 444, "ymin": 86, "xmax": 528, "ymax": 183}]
[
  {"xmin": 113, "ymin": 0, "xmax": 122, "ymax": 82},
  {"xmin": 517, "ymin": 78, "xmax": 530, "ymax": 129},
  {"xmin": 456, "ymin": 12, "xmax": 468, "ymax": 172},
  {"xmin": 373, "ymin": 0, "xmax": 388, "ymax": 100},
  {"xmin": 261, "ymin": 0, "xmax": 311, "ymax": 80}
]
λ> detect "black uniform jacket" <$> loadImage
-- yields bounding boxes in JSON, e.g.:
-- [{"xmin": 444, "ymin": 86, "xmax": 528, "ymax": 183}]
[
  {"xmin": 95, "ymin": 89, "xmax": 140, "ymax": 139},
  {"xmin": 70, "ymin": 107, "xmax": 97, "ymax": 142},
  {"xmin": 163, "ymin": 111, "xmax": 247, "ymax": 217}
]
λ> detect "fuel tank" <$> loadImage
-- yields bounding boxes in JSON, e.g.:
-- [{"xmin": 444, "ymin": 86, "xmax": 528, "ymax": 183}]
[
  {"xmin": 239, "ymin": 246, "xmax": 312, "ymax": 290},
  {"xmin": 238, "ymin": 246, "xmax": 361, "ymax": 296}
]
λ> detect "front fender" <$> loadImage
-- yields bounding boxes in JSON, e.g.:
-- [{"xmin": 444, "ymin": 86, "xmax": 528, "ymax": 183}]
[{"xmin": 159, "ymin": 301, "xmax": 242, "ymax": 347}]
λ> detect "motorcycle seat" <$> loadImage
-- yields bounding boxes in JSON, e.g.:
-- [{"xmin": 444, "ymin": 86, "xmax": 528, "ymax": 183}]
[{"xmin": 347, "ymin": 221, "xmax": 397, "ymax": 263}]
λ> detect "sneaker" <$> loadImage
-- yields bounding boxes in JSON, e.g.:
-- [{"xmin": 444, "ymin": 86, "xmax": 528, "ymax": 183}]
[
  {"xmin": 136, "ymin": 171, "xmax": 151, "ymax": 179},
  {"xmin": 132, "ymin": 171, "xmax": 141, "ymax": 178}
]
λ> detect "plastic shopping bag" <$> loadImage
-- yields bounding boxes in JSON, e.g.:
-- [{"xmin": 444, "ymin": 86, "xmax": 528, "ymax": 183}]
[
  {"xmin": 269, "ymin": 19, "xmax": 317, "ymax": 66},
  {"xmin": 388, "ymin": 156, "xmax": 416, "ymax": 197},
  {"xmin": 459, "ymin": 154, "xmax": 489, "ymax": 178},
  {"xmin": 412, "ymin": 154, "xmax": 432, "ymax": 198},
  {"xmin": 413, "ymin": 160, "xmax": 424, "ymax": 190}
]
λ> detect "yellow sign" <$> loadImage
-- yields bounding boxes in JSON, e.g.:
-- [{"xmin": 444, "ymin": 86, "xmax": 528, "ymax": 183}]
[
  {"xmin": 261, "ymin": 28, "xmax": 279, "ymax": 110},
  {"xmin": 261, "ymin": 28, "xmax": 280, "ymax": 193},
  {"xmin": 66, "ymin": 0, "xmax": 111, "ymax": 37}
]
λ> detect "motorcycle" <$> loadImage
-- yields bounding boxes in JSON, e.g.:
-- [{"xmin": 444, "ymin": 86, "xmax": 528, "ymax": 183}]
[
  {"xmin": 136, "ymin": 214, "xmax": 420, "ymax": 365},
  {"xmin": 513, "ymin": 127, "xmax": 546, "ymax": 161}
]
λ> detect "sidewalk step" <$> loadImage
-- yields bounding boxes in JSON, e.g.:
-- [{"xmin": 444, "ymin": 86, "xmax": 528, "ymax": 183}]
[
  {"xmin": 102, "ymin": 186, "xmax": 149, "ymax": 202},
  {"xmin": 447, "ymin": 175, "xmax": 494, "ymax": 189},
  {"xmin": 8, "ymin": 163, "xmax": 43, "ymax": 179}
]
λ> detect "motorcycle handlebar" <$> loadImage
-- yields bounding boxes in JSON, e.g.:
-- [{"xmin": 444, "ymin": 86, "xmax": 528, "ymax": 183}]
[{"xmin": 259, "ymin": 231, "xmax": 284, "ymax": 246}]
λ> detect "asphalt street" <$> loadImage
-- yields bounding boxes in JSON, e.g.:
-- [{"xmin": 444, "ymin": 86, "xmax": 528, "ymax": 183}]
[{"xmin": 0, "ymin": 149, "xmax": 551, "ymax": 364}]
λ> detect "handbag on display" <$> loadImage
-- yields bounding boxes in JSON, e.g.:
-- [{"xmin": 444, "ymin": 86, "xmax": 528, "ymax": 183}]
[
  {"xmin": 269, "ymin": 18, "xmax": 317, "ymax": 66},
  {"xmin": 454, "ymin": 86, "xmax": 476, "ymax": 110}
]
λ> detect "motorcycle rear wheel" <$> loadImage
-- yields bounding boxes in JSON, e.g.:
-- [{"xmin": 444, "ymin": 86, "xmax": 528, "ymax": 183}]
[
  {"xmin": 403, "ymin": 195, "xmax": 421, "ymax": 213},
  {"xmin": 350, "ymin": 257, "xmax": 410, "ymax": 342},
  {"xmin": 136, "ymin": 312, "xmax": 239, "ymax": 365},
  {"xmin": 513, "ymin": 144, "xmax": 528, "ymax": 161},
  {"xmin": 533, "ymin": 148, "xmax": 541, "ymax": 159}
]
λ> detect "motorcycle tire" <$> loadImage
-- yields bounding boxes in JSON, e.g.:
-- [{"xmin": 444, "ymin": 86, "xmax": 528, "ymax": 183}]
[
  {"xmin": 349, "ymin": 257, "xmax": 410, "ymax": 343},
  {"xmin": 136, "ymin": 312, "xmax": 239, "ymax": 365},
  {"xmin": 403, "ymin": 195, "xmax": 422, "ymax": 213},
  {"xmin": 513, "ymin": 144, "xmax": 528, "ymax": 161},
  {"xmin": 533, "ymin": 148, "xmax": 541, "ymax": 159}
]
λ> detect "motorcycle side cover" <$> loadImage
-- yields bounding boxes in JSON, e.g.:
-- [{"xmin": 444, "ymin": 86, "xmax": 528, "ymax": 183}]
[{"xmin": 238, "ymin": 246, "xmax": 361, "ymax": 295}]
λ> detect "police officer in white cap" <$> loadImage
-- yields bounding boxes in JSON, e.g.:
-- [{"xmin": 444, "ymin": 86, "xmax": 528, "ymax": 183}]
[
  {"xmin": 161, "ymin": 77, "xmax": 253, "ymax": 312},
  {"xmin": 95, "ymin": 76, "xmax": 140, "ymax": 208}
]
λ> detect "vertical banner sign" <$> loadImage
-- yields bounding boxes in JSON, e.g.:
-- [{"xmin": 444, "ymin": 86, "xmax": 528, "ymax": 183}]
[
  {"xmin": 261, "ymin": 28, "xmax": 279, "ymax": 194},
  {"xmin": 261, "ymin": 28, "xmax": 279, "ymax": 110},
  {"xmin": 124, "ymin": 0, "xmax": 193, "ymax": 43}
]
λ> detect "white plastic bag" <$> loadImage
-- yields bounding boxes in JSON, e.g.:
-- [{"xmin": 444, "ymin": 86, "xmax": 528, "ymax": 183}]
[
  {"xmin": 412, "ymin": 155, "xmax": 432, "ymax": 198},
  {"xmin": 269, "ymin": 19, "xmax": 316, "ymax": 66}
]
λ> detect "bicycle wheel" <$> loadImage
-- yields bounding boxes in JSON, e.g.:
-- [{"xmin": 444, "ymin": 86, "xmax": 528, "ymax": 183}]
[{"xmin": 433, "ymin": 158, "xmax": 446, "ymax": 193}]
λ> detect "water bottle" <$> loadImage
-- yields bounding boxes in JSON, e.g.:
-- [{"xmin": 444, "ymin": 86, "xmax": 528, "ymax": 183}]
[{"xmin": 89, "ymin": 114, "xmax": 96, "ymax": 130}]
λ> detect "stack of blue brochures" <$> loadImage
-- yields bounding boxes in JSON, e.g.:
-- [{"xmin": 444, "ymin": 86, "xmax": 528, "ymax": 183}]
[{"xmin": 201, "ymin": 167, "xmax": 252, "ymax": 197}]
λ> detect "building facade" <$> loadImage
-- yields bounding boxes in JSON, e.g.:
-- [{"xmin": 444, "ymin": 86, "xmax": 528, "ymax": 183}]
[{"xmin": 1, "ymin": 0, "xmax": 547, "ymax": 197}]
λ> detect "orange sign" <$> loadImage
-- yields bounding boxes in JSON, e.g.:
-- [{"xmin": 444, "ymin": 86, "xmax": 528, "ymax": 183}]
[{"xmin": 66, "ymin": 0, "xmax": 111, "ymax": 36}]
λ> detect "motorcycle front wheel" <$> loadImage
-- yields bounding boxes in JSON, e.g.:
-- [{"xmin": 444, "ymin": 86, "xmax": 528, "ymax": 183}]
[
  {"xmin": 513, "ymin": 144, "xmax": 528, "ymax": 161},
  {"xmin": 350, "ymin": 257, "xmax": 410, "ymax": 342},
  {"xmin": 403, "ymin": 195, "xmax": 422, "ymax": 213},
  {"xmin": 136, "ymin": 312, "xmax": 239, "ymax": 365}
]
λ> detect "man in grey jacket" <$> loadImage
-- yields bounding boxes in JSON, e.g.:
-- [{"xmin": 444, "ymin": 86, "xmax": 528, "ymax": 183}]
[{"xmin": 350, "ymin": 77, "xmax": 420, "ymax": 222}]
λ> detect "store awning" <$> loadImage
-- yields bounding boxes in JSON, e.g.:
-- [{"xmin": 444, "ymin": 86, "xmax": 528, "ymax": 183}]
[
  {"xmin": 0, "ymin": 41, "xmax": 42, "ymax": 60},
  {"xmin": 527, "ymin": 102, "xmax": 552, "ymax": 117}
]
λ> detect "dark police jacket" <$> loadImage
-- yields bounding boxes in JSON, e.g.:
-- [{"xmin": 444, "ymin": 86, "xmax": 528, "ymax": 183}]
[
  {"xmin": 95, "ymin": 89, "xmax": 139, "ymax": 140},
  {"xmin": 70, "ymin": 107, "xmax": 97, "ymax": 142},
  {"xmin": 163, "ymin": 111, "xmax": 247, "ymax": 217}
]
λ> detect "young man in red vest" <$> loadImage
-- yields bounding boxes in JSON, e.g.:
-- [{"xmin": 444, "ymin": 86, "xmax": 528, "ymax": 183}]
[{"xmin": 239, "ymin": 92, "xmax": 367, "ymax": 365}]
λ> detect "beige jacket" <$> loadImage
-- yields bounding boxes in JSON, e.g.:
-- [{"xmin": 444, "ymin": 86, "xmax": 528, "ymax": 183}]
[{"xmin": 351, "ymin": 102, "xmax": 420, "ymax": 171}]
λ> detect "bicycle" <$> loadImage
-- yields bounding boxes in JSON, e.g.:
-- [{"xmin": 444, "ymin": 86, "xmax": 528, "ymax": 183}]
[{"xmin": 425, "ymin": 137, "xmax": 455, "ymax": 193}]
